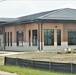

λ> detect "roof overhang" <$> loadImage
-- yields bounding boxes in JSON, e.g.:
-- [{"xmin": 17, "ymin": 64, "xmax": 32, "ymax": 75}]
[{"xmin": 1, "ymin": 19, "xmax": 76, "ymax": 27}]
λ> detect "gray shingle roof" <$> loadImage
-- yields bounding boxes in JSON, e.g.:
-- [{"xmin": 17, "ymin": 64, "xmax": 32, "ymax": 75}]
[
  {"xmin": 16, "ymin": 8, "xmax": 76, "ymax": 23},
  {"xmin": 0, "ymin": 18, "xmax": 17, "ymax": 22},
  {"xmin": 38, "ymin": 8, "xmax": 76, "ymax": 20},
  {"xmin": 17, "ymin": 9, "xmax": 57, "ymax": 22},
  {"xmin": 1, "ymin": 8, "xmax": 76, "ymax": 26},
  {"xmin": 0, "ymin": 18, "xmax": 18, "ymax": 25}
]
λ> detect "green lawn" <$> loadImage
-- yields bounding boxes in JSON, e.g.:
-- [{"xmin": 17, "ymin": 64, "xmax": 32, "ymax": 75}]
[{"xmin": 0, "ymin": 65, "xmax": 75, "ymax": 75}]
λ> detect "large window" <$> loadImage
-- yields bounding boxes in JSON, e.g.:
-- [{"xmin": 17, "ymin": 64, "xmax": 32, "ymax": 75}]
[
  {"xmin": 68, "ymin": 30, "xmax": 76, "ymax": 45},
  {"xmin": 57, "ymin": 29, "xmax": 61, "ymax": 45},
  {"xmin": 44, "ymin": 29, "xmax": 54, "ymax": 46},
  {"xmin": 17, "ymin": 31, "xmax": 24, "ymax": 46},
  {"xmin": 32, "ymin": 30, "xmax": 37, "ymax": 46}
]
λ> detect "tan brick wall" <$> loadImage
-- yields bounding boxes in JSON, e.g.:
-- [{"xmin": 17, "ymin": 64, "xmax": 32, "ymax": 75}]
[
  {"xmin": 5, "ymin": 26, "xmax": 15, "ymax": 42},
  {"xmin": 4, "ymin": 22, "xmax": 76, "ymax": 44},
  {"xmin": 24, "ymin": 23, "xmax": 38, "ymax": 42},
  {"xmin": 14, "ymin": 24, "xmax": 25, "ymax": 42},
  {"xmin": 63, "ymin": 23, "xmax": 76, "ymax": 42},
  {"xmin": 4, "ymin": 22, "xmax": 64, "ymax": 43},
  {"xmin": 5, "ymin": 23, "xmax": 38, "ymax": 43},
  {"xmin": 4, "ymin": 22, "xmax": 76, "ymax": 51},
  {"xmin": 43, "ymin": 23, "xmax": 63, "ymax": 42}
]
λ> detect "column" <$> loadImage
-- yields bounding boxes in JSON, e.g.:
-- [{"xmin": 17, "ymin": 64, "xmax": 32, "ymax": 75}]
[
  {"xmin": 62, "ymin": 29, "xmax": 68, "ymax": 48},
  {"xmin": 38, "ymin": 23, "xmax": 43, "ymax": 51},
  {"xmin": 38, "ymin": 23, "xmax": 41, "ymax": 51},
  {"xmin": 54, "ymin": 29, "xmax": 57, "ymax": 47}
]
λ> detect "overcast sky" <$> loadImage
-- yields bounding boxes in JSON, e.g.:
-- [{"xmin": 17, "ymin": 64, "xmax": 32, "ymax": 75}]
[{"xmin": 0, "ymin": 0, "xmax": 76, "ymax": 18}]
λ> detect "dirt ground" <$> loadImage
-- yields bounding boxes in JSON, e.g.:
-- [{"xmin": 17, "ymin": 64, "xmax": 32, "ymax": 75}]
[
  {"xmin": 6, "ymin": 52, "xmax": 76, "ymax": 63},
  {"xmin": 0, "ymin": 51, "xmax": 26, "ymax": 65}
]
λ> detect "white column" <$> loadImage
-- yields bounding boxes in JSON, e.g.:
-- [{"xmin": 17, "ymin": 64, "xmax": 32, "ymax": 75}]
[{"xmin": 54, "ymin": 42, "xmax": 57, "ymax": 47}]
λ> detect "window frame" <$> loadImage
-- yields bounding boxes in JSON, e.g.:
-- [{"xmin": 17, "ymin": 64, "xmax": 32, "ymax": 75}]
[
  {"xmin": 57, "ymin": 29, "xmax": 61, "ymax": 46},
  {"xmin": 44, "ymin": 29, "xmax": 54, "ymax": 46},
  {"xmin": 5, "ymin": 32, "xmax": 7, "ymax": 46},
  {"xmin": 16, "ymin": 31, "xmax": 24, "ymax": 46},
  {"xmin": 29, "ymin": 30, "xmax": 31, "ymax": 46},
  {"xmin": 68, "ymin": 30, "xmax": 76, "ymax": 45},
  {"xmin": 10, "ymin": 32, "xmax": 12, "ymax": 46},
  {"xmin": 32, "ymin": 30, "xmax": 37, "ymax": 46},
  {"xmin": 8, "ymin": 32, "xmax": 9, "ymax": 46}
]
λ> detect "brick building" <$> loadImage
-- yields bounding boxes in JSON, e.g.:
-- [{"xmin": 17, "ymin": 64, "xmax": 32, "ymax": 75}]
[{"xmin": 0, "ymin": 8, "xmax": 76, "ymax": 52}]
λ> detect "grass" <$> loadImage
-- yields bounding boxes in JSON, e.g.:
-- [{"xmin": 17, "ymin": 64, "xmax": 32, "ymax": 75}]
[
  {"xmin": 0, "ymin": 65, "xmax": 75, "ymax": 75},
  {"xmin": 0, "ymin": 57, "xmax": 4, "ymax": 65}
]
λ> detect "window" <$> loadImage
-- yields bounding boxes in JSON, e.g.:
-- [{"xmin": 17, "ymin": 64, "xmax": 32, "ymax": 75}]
[
  {"xmin": 8, "ymin": 32, "xmax": 9, "ymax": 46},
  {"xmin": 5, "ymin": 32, "xmax": 7, "ymax": 46},
  {"xmin": 17, "ymin": 31, "xmax": 24, "ymax": 46},
  {"xmin": 29, "ymin": 30, "xmax": 31, "ymax": 46},
  {"xmin": 44, "ymin": 29, "xmax": 54, "ymax": 46},
  {"xmin": 32, "ymin": 30, "xmax": 37, "ymax": 46},
  {"xmin": 10, "ymin": 32, "xmax": 12, "ymax": 46},
  {"xmin": 5, "ymin": 32, "xmax": 12, "ymax": 46},
  {"xmin": 0, "ymin": 39, "xmax": 1, "ymax": 46},
  {"xmin": 68, "ymin": 30, "xmax": 76, "ymax": 45},
  {"xmin": 57, "ymin": 29, "xmax": 61, "ymax": 45}
]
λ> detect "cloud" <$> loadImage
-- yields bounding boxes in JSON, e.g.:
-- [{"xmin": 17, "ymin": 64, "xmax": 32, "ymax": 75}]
[
  {"xmin": 0, "ymin": 0, "xmax": 76, "ymax": 18},
  {"xmin": 0, "ymin": 0, "xmax": 39, "ymax": 18},
  {"xmin": 0, "ymin": 1, "xmax": 44, "ymax": 13},
  {"xmin": 63, "ymin": 3, "xmax": 76, "ymax": 8}
]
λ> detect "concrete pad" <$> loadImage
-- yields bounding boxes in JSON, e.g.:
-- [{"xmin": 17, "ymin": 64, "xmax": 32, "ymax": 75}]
[
  {"xmin": 0, "ymin": 51, "xmax": 26, "ymax": 56},
  {"xmin": 0, "ymin": 71, "xmax": 18, "ymax": 75}
]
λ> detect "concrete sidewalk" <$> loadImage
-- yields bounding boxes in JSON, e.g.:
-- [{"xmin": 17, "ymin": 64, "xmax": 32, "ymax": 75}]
[
  {"xmin": 0, "ymin": 51, "xmax": 26, "ymax": 56},
  {"xmin": 0, "ymin": 71, "xmax": 18, "ymax": 75},
  {"xmin": 0, "ymin": 51, "xmax": 23, "ymax": 75}
]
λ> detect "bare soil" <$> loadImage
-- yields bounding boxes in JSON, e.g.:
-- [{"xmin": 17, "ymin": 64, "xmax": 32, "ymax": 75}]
[{"xmin": 6, "ymin": 52, "xmax": 76, "ymax": 63}]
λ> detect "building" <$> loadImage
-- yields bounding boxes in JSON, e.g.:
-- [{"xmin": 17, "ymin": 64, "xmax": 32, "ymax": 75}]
[
  {"xmin": 0, "ymin": 8, "xmax": 76, "ymax": 52},
  {"xmin": 0, "ymin": 18, "xmax": 17, "ymax": 50}
]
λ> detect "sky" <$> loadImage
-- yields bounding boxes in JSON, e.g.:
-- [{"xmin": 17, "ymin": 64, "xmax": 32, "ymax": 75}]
[{"xmin": 0, "ymin": 0, "xmax": 76, "ymax": 18}]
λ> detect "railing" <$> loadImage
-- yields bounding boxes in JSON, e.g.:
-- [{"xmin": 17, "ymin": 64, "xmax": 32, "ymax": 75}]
[{"xmin": 4, "ymin": 57, "xmax": 76, "ymax": 74}]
